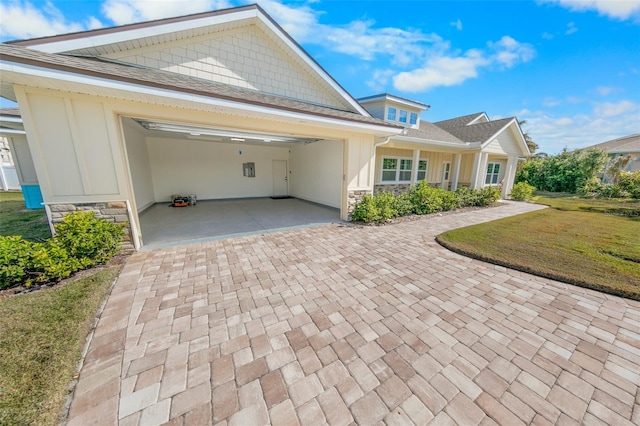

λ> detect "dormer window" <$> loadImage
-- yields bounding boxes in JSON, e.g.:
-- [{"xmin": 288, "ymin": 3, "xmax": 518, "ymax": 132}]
[
  {"xmin": 399, "ymin": 110, "xmax": 407, "ymax": 124},
  {"xmin": 387, "ymin": 107, "xmax": 397, "ymax": 121},
  {"xmin": 410, "ymin": 112, "xmax": 418, "ymax": 125}
]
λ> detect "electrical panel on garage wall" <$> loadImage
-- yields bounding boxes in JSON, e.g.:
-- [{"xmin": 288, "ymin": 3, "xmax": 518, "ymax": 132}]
[{"xmin": 243, "ymin": 162, "xmax": 255, "ymax": 177}]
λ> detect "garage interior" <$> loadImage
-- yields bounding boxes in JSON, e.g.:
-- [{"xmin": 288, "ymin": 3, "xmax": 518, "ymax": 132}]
[{"xmin": 121, "ymin": 117, "xmax": 344, "ymax": 248}]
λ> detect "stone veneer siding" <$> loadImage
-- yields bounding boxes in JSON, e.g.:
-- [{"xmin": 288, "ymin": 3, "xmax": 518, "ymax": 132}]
[
  {"xmin": 374, "ymin": 184, "xmax": 411, "ymax": 196},
  {"xmin": 49, "ymin": 202, "xmax": 134, "ymax": 250}
]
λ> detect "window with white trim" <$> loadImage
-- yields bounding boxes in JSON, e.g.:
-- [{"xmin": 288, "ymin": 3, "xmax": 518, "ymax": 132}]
[
  {"xmin": 399, "ymin": 110, "xmax": 407, "ymax": 124},
  {"xmin": 485, "ymin": 162, "xmax": 501, "ymax": 185},
  {"xmin": 387, "ymin": 107, "xmax": 397, "ymax": 121},
  {"xmin": 409, "ymin": 112, "xmax": 418, "ymax": 125},
  {"xmin": 417, "ymin": 160, "xmax": 428, "ymax": 181},
  {"xmin": 381, "ymin": 157, "xmax": 413, "ymax": 182}
]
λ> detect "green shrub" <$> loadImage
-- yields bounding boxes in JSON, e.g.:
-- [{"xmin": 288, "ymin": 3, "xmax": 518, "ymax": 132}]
[
  {"xmin": 455, "ymin": 187, "xmax": 480, "ymax": 208},
  {"xmin": 410, "ymin": 181, "xmax": 445, "ymax": 214},
  {"xmin": 351, "ymin": 195, "xmax": 380, "ymax": 223},
  {"xmin": 0, "ymin": 212, "xmax": 124, "ymax": 289},
  {"xmin": 0, "ymin": 236, "xmax": 35, "ymax": 288},
  {"xmin": 395, "ymin": 192, "xmax": 414, "ymax": 216},
  {"xmin": 441, "ymin": 190, "xmax": 460, "ymax": 211},
  {"xmin": 54, "ymin": 212, "xmax": 124, "ymax": 268},
  {"xmin": 509, "ymin": 182, "xmax": 535, "ymax": 201},
  {"xmin": 31, "ymin": 241, "xmax": 80, "ymax": 284},
  {"xmin": 477, "ymin": 186, "xmax": 502, "ymax": 206},
  {"xmin": 618, "ymin": 171, "xmax": 640, "ymax": 199},
  {"xmin": 375, "ymin": 192, "xmax": 398, "ymax": 221}
]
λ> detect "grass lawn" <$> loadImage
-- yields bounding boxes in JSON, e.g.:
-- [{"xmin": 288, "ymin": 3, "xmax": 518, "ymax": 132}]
[
  {"xmin": 437, "ymin": 194, "xmax": 640, "ymax": 300},
  {"xmin": 0, "ymin": 267, "xmax": 118, "ymax": 426},
  {"xmin": 0, "ymin": 191, "xmax": 51, "ymax": 241}
]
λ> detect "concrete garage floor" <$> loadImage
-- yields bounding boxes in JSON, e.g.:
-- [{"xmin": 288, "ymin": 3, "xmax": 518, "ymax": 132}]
[{"xmin": 139, "ymin": 197, "xmax": 341, "ymax": 249}]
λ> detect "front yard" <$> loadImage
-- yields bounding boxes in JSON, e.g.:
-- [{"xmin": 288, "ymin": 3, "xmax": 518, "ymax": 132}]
[{"xmin": 437, "ymin": 194, "xmax": 640, "ymax": 300}]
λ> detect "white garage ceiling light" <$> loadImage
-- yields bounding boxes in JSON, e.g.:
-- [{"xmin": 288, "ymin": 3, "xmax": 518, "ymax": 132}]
[{"xmin": 134, "ymin": 120, "xmax": 320, "ymax": 144}]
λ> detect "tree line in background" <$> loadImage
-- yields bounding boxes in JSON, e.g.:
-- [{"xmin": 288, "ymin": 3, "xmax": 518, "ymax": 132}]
[{"xmin": 515, "ymin": 147, "xmax": 640, "ymax": 199}]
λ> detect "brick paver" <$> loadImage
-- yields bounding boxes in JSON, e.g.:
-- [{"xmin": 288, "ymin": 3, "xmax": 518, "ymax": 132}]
[{"xmin": 65, "ymin": 201, "xmax": 640, "ymax": 425}]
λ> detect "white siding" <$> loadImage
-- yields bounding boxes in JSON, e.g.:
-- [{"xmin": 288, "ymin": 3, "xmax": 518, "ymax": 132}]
[
  {"xmin": 484, "ymin": 125, "xmax": 524, "ymax": 156},
  {"xmin": 122, "ymin": 118, "xmax": 155, "ymax": 212},
  {"xmin": 7, "ymin": 134, "xmax": 38, "ymax": 184},
  {"xmin": 146, "ymin": 137, "xmax": 289, "ymax": 202},
  {"xmin": 104, "ymin": 26, "xmax": 348, "ymax": 109},
  {"xmin": 290, "ymin": 140, "xmax": 343, "ymax": 208}
]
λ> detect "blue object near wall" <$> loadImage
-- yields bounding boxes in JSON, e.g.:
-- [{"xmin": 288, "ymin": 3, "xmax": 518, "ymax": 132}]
[{"xmin": 21, "ymin": 185, "xmax": 44, "ymax": 209}]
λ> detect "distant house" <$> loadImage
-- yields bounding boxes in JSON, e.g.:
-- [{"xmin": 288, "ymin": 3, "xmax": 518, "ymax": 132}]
[
  {"xmin": 0, "ymin": 4, "xmax": 529, "ymax": 249},
  {"xmin": 584, "ymin": 134, "xmax": 640, "ymax": 182}
]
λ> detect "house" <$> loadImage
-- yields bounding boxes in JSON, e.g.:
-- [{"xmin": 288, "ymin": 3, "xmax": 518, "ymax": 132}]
[
  {"xmin": 0, "ymin": 108, "xmax": 25, "ymax": 192},
  {"xmin": 584, "ymin": 134, "xmax": 640, "ymax": 182},
  {"xmin": 0, "ymin": 4, "xmax": 528, "ymax": 249},
  {"xmin": 358, "ymin": 95, "xmax": 529, "ymax": 196}
]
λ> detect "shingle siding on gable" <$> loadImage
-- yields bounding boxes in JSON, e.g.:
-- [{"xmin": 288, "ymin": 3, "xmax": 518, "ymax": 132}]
[
  {"xmin": 484, "ymin": 126, "xmax": 522, "ymax": 156},
  {"xmin": 102, "ymin": 26, "xmax": 349, "ymax": 109}
]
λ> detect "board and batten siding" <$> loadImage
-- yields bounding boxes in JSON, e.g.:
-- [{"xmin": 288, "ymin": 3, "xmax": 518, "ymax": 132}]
[
  {"xmin": 18, "ymin": 92, "xmax": 124, "ymax": 200},
  {"xmin": 103, "ymin": 25, "xmax": 349, "ymax": 110}
]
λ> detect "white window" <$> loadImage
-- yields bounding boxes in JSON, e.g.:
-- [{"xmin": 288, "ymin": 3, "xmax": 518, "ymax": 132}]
[
  {"xmin": 410, "ymin": 112, "xmax": 418, "ymax": 125},
  {"xmin": 399, "ymin": 110, "xmax": 408, "ymax": 124},
  {"xmin": 417, "ymin": 160, "xmax": 428, "ymax": 181},
  {"xmin": 486, "ymin": 162, "xmax": 501, "ymax": 185},
  {"xmin": 381, "ymin": 157, "xmax": 412, "ymax": 182},
  {"xmin": 387, "ymin": 107, "xmax": 397, "ymax": 121}
]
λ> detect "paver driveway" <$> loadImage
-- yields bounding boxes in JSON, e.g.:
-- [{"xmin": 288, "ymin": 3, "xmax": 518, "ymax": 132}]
[{"xmin": 66, "ymin": 201, "xmax": 640, "ymax": 425}]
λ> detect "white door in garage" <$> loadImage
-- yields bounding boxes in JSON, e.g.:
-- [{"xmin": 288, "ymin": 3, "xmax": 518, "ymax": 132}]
[{"xmin": 273, "ymin": 160, "xmax": 288, "ymax": 196}]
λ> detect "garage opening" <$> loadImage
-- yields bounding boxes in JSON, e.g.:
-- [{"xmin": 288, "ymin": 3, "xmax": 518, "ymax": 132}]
[{"xmin": 121, "ymin": 117, "xmax": 343, "ymax": 248}]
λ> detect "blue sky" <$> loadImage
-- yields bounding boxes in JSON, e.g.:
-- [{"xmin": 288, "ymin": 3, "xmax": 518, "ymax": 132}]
[{"xmin": 1, "ymin": 0, "xmax": 639, "ymax": 154}]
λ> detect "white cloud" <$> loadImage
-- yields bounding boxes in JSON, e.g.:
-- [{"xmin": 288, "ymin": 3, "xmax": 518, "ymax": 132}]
[
  {"xmin": 101, "ymin": 0, "xmax": 232, "ymax": 25},
  {"xmin": 393, "ymin": 50, "xmax": 488, "ymax": 92},
  {"xmin": 565, "ymin": 22, "xmax": 578, "ymax": 34},
  {"xmin": 366, "ymin": 69, "xmax": 394, "ymax": 92},
  {"xmin": 488, "ymin": 36, "xmax": 536, "ymax": 68},
  {"xmin": 542, "ymin": 31, "xmax": 554, "ymax": 39},
  {"xmin": 593, "ymin": 99, "xmax": 638, "ymax": 117},
  {"xmin": 541, "ymin": 0, "xmax": 640, "ymax": 21},
  {"xmin": 542, "ymin": 97, "xmax": 562, "ymax": 107},
  {"xmin": 451, "ymin": 19, "xmax": 463, "ymax": 31},
  {"xmin": 393, "ymin": 36, "xmax": 534, "ymax": 92},
  {"xmin": 0, "ymin": 0, "xmax": 85, "ymax": 39},
  {"xmin": 595, "ymin": 85, "xmax": 616, "ymax": 95},
  {"xmin": 516, "ymin": 100, "xmax": 640, "ymax": 153}
]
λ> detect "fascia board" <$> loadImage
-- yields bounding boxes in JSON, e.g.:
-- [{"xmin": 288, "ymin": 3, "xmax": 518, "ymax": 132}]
[
  {"xmin": 0, "ymin": 60, "xmax": 400, "ymax": 135},
  {"xmin": 20, "ymin": 9, "xmax": 259, "ymax": 53},
  {"xmin": 468, "ymin": 113, "xmax": 489, "ymax": 125},
  {"xmin": 393, "ymin": 135, "xmax": 481, "ymax": 149}
]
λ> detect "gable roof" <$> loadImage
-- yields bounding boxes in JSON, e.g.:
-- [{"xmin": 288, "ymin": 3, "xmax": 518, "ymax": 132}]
[
  {"xmin": 0, "ymin": 44, "xmax": 399, "ymax": 130},
  {"xmin": 404, "ymin": 121, "xmax": 464, "ymax": 144},
  {"xmin": 434, "ymin": 112, "xmax": 488, "ymax": 131},
  {"xmin": 437, "ymin": 117, "xmax": 516, "ymax": 144},
  {"xmin": 6, "ymin": 4, "xmax": 370, "ymax": 117},
  {"xmin": 584, "ymin": 134, "xmax": 640, "ymax": 154}
]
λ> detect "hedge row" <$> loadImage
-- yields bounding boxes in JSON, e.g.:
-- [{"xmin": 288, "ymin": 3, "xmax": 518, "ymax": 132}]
[
  {"xmin": 1, "ymin": 212, "xmax": 124, "ymax": 289},
  {"xmin": 351, "ymin": 181, "xmax": 502, "ymax": 223}
]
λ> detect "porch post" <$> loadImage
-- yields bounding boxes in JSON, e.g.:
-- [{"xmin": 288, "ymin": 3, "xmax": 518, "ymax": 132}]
[
  {"xmin": 452, "ymin": 153, "xmax": 462, "ymax": 190},
  {"xmin": 502, "ymin": 155, "xmax": 518, "ymax": 198},
  {"xmin": 411, "ymin": 149, "xmax": 420, "ymax": 185},
  {"xmin": 471, "ymin": 152, "xmax": 489, "ymax": 189}
]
